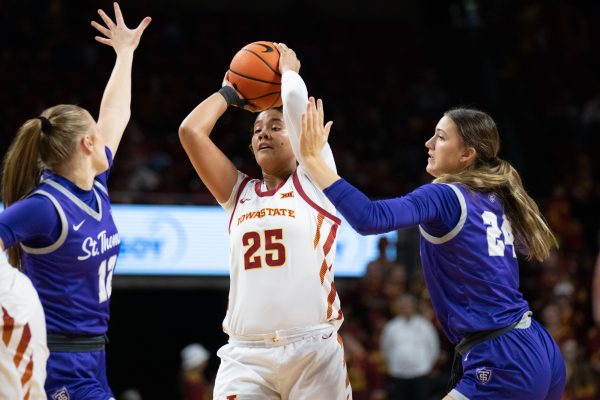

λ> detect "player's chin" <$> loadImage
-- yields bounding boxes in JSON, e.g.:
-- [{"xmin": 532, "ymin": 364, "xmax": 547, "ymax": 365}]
[{"xmin": 425, "ymin": 164, "xmax": 440, "ymax": 178}]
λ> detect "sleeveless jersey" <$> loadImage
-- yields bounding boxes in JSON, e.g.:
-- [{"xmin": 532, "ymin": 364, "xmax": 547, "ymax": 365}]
[
  {"xmin": 0, "ymin": 256, "xmax": 48, "ymax": 400},
  {"xmin": 222, "ymin": 167, "xmax": 343, "ymax": 336},
  {"xmin": 419, "ymin": 183, "xmax": 529, "ymax": 343},
  {"xmin": 22, "ymin": 176, "xmax": 120, "ymax": 336}
]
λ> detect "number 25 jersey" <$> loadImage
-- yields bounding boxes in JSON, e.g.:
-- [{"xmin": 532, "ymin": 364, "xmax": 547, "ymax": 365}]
[{"xmin": 222, "ymin": 167, "xmax": 343, "ymax": 337}]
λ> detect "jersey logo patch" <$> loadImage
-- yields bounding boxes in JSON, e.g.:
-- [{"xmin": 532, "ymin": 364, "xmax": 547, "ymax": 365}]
[
  {"xmin": 52, "ymin": 387, "xmax": 70, "ymax": 400},
  {"xmin": 226, "ymin": 395, "xmax": 238, "ymax": 400},
  {"xmin": 280, "ymin": 191, "xmax": 294, "ymax": 199},
  {"xmin": 72, "ymin": 220, "xmax": 86, "ymax": 231},
  {"xmin": 240, "ymin": 198, "xmax": 251, "ymax": 204},
  {"xmin": 475, "ymin": 367, "xmax": 493, "ymax": 384}
]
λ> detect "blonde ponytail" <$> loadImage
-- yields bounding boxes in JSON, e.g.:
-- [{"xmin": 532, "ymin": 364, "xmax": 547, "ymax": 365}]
[{"xmin": 435, "ymin": 159, "xmax": 557, "ymax": 261}]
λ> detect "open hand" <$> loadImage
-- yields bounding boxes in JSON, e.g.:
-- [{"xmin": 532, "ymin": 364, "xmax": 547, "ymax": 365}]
[
  {"xmin": 91, "ymin": 2, "xmax": 151, "ymax": 54},
  {"xmin": 300, "ymin": 97, "xmax": 333, "ymax": 160}
]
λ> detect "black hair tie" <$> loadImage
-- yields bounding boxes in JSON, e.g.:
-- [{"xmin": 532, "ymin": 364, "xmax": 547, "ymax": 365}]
[{"xmin": 38, "ymin": 116, "xmax": 52, "ymax": 133}]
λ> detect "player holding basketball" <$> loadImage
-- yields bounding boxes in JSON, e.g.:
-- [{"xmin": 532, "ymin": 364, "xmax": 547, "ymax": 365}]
[
  {"xmin": 0, "ymin": 3, "xmax": 150, "ymax": 399},
  {"xmin": 298, "ymin": 101, "xmax": 566, "ymax": 399},
  {"xmin": 179, "ymin": 43, "xmax": 352, "ymax": 399}
]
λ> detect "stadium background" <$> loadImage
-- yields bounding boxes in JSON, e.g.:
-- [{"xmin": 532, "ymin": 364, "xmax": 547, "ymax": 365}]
[{"xmin": 1, "ymin": 0, "xmax": 599, "ymax": 398}]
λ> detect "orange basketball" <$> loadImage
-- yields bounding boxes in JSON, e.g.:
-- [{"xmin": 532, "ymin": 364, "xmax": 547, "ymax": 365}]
[{"xmin": 227, "ymin": 41, "xmax": 282, "ymax": 111}]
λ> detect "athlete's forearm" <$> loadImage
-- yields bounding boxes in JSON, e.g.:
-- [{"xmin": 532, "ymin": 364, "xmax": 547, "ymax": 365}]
[
  {"xmin": 97, "ymin": 51, "xmax": 134, "ymax": 154},
  {"xmin": 302, "ymin": 156, "xmax": 341, "ymax": 190},
  {"xmin": 323, "ymin": 179, "xmax": 431, "ymax": 235}
]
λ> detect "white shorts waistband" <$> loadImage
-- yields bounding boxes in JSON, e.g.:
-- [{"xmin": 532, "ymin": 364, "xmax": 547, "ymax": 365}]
[
  {"xmin": 515, "ymin": 310, "xmax": 532, "ymax": 329},
  {"xmin": 227, "ymin": 323, "xmax": 335, "ymax": 347}
]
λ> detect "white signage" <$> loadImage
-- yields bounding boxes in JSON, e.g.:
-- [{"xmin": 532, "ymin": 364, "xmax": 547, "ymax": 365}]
[{"xmin": 112, "ymin": 204, "xmax": 396, "ymax": 277}]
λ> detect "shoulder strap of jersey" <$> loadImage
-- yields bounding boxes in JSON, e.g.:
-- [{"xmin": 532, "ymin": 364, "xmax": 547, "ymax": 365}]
[
  {"xmin": 228, "ymin": 177, "xmax": 252, "ymax": 233},
  {"xmin": 292, "ymin": 170, "xmax": 341, "ymax": 225}
]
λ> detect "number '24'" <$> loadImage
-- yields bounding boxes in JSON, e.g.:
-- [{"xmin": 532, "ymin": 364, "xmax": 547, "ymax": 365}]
[{"xmin": 482, "ymin": 211, "xmax": 516, "ymax": 258}]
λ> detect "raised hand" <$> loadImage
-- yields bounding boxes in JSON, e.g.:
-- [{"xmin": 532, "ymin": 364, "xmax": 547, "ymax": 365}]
[
  {"xmin": 274, "ymin": 42, "xmax": 300, "ymax": 74},
  {"xmin": 300, "ymin": 97, "xmax": 333, "ymax": 160},
  {"xmin": 91, "ymin": 2, "xmax": 151, "ymax": 54}
]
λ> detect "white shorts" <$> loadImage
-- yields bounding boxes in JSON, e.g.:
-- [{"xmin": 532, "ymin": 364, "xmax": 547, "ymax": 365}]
[
  {"xmin": 214, "ymin": 324, "xmax": 352, "ymax": 400},
  {"xmin": 0, "ymin": 262, "xmax": 49, "ymax": 400}
]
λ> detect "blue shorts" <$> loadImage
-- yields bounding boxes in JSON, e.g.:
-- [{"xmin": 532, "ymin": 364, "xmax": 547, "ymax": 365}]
[
  {"xmin": 451, "ymin": 318, "xmax": 565, "ymax": 400},
  {"xmin": 45, "ymin": 350, "xmax": 115, "ymax": 400}
]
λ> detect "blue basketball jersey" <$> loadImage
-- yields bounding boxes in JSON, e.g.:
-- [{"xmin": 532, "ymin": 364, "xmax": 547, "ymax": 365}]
[
  {"xmin": 419, "ymin": 184, "xmax": 529, "ymax": 343},
  {"xmin": 22, "ymin": 173, "xmax": 120, "ymax": 336}
]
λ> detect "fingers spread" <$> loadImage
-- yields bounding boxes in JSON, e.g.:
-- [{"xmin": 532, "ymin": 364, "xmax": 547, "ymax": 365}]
[
  {"xmin": 97, "ymin": 9, "xmax": 115, "ymax": 29},
  {"xmin": 136, "ymin": 16, "xmax": 152, "ymax": 33},
  {"xmin": 91, "ymin": 20, "xmax": 111, "ymax": 38},
  {"xmin": 95, "ymin": 37, "xmax": 112, "ymax": 46},
  {"xmin": 113, "ymin": 2, "xmax": 126, "ymax": 26}
]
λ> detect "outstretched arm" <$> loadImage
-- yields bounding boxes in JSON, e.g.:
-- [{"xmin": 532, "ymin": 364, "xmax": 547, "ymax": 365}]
[
  {"xmin": 300, "ymin": 98, "xmax": 460, "ymax": 235},
  {"xmin": 92, "ymin": 2, "xmax": 151, "ymax": 157}
]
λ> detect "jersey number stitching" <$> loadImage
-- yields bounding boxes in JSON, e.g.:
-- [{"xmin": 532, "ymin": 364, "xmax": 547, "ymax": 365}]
[
  {"xmin": 481, "ymin": 211, "xmax": 516, "ymax": 258},
  {"xmin": 98, "ymin": 254, "xmax": 117, "ymax": 303},
  {"xmin": 242, "ymin": 229, "xmax": 286, "ymax": 269}
]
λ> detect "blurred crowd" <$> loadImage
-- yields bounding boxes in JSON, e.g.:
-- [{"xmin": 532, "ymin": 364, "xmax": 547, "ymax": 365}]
[{"xmin": 1, "ymin": 0, "xmax": 599, "ymax": 399}]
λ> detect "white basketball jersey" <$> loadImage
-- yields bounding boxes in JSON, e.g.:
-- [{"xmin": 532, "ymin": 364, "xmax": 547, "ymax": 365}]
[
  {"xmin": 222, "ymin": 167, "xmax": 344, "ymax": 336},
  {"xmin": 0, "ymin": 254, "xmax": 49, "ymax": 400}
]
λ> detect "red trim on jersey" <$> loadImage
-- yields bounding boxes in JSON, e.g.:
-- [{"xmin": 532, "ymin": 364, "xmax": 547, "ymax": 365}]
[
  {"xmin": 326, "ymin": 283, "xmax": 338, "ymax": 319},
  {"xmin": 254, "ymin": 178, "xmax": 287, "ymax": 197},
  {"xmin": 228, "ymin": 177, "xmax": 252, "ymax": 233},
  {"xmin": 2, "ymin": 306, "xmax": 14, "ymax": 345},
  {"xmin": 313, "ymin": 213, "xmax": 325, "ymax": 248},
  {"xmin": 21, "ymin": 357, "xmax": 33, "ymax": 386},
  {"xmin": 14, "ymin": 323, "xmax": 31, "ymax": 366},
  {"xmin": 323, "ymin": 224, "xmax": 338, "ymax": 256},
  {"xmin": 319, "ymin": 259, "xmax": 328, "ymax": 284},
  {"xmin": 292, "ymin": 171, "xmax": 341, "ymax": 225}
]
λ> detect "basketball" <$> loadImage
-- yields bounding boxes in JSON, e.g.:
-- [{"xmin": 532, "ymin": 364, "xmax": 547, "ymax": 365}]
[{"xmin": 227, "ymin": 41, "xmax": 282, "ymax": 111}]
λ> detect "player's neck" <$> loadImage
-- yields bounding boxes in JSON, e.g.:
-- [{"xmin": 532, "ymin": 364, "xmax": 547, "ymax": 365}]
[
  {"xmin": 262, "ymin": 174, "xmax": 285, "ymax": 191},
  {"xmin": 52, "ymin": 159, "xmax": 96, "ymax": 191},
  {"xmin": 261, "ymin": 166, "xmax": 295, "ymax": 190}
]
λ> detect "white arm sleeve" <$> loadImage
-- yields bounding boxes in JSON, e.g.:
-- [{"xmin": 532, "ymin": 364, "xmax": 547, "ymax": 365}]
[{"xmin": 281, "ymin": 71, "xmax": 337, "ymax": 173}]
